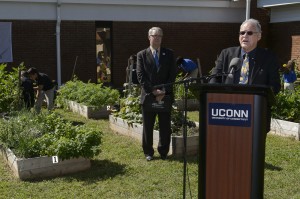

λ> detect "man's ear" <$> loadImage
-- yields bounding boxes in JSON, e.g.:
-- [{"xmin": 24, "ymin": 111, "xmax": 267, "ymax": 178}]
[{"xmin": 257, "ymin": 33, "xmax": 262, "ymax": 41}]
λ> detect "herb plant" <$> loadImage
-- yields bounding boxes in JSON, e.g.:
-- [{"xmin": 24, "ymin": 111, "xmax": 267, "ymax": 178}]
[
  {"xmin": 0, "ymin": 111, "xmax": 102, "ymax": 160},
  {"xmin": 271, "ymin": 88, "xmax": 300, "ymax": 123},
  {"xmin": 113, "ymin": 85, "xmax": 198, "ymax": 135},
  {"xmin": 56, "ymin": 78, "xmax": 120, "ymax": 109},
  {"xmin": 0, "ymin": 63, "xmax": 24, "ymax": 113},
  {"xmin": 174, "ymin": 74, "xmax": 197, "ymax": 100},
  {"xmin": 113, "ymin": 86, "xmax": 142, "ymax": 125}
]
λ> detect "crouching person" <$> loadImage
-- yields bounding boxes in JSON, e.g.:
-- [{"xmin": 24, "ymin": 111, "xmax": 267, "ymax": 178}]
[{"xmin": 27, "ymin": 67, "xmax": 55, "ymax": 113}]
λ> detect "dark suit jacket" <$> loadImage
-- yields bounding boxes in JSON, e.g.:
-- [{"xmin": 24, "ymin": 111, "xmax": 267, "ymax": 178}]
[
  {"xmin": 136, "ymin": 47, "xmax": 176, "ymax": 104},
  {"xmin": 210, "ymin": 46, "xmax": 281, "ymax": 94}
]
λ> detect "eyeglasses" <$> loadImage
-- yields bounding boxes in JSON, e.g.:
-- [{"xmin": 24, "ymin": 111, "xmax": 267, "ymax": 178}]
[
  {"xmin": 239, "ymin": 31, "xmax": 258, "ymax": 36},
  {"xmin": 150, "ymin": 35, "xmax": 162, "ymax": 38}
]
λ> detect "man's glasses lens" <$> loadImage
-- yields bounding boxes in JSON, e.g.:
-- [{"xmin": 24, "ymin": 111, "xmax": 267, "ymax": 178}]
[{"xmin": 239, "ymin": 31, "xmax": 256, "ymax": 36}]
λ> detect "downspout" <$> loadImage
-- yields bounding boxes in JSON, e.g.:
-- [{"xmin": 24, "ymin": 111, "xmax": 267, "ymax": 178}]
[
  {"xmin": 56, "ymin": 0, "xmax": 62, "ymax": 86},
  {"xmin": 246, "ymin": 0, "xmax": 251, "ymax": 20}
]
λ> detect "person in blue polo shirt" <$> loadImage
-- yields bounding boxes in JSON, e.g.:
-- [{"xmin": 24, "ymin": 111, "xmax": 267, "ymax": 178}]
[
  {"xmin": 27, "ymin": 67, "xmax": 55, "ymax": 113},
  {"xmin": 176, "ymin": 56, "xmax": 199, "ymax": 80},
  {"xmin": 283, "ymin": 60, "xmax": 297, "ymax": 93}
]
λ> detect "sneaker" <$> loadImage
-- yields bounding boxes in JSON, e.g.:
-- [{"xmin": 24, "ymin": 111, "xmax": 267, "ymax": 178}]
[{"xmin": 146, "ymin": 156, "xmax": 153, "ymax": 161}]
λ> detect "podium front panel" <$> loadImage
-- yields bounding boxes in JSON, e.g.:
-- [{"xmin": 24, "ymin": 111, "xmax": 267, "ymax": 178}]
[
  {"xmin": 205, "ymin": 93, "xmax": 253, "ymax": 199},
  {"xmin": 195, "ymin": 84, "xmax": 270, "ymax": 199}
]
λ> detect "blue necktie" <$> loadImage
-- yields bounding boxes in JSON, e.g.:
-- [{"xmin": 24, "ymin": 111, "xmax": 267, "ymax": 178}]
[
  {"xmin": 154, "ymin": 50, "xmax": 159, "ymax": 69},
  {"xmin": 239, "ymin": 53, "xmax": 249, "ymax": 84}
]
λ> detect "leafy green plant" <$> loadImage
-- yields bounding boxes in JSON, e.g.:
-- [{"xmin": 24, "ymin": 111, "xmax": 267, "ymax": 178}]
[
  {"xmin": 166, "ymin": 109, "xmax": 198, "ymax": 136},
  {"xmin": 271, "ymin": 88, "xmax": 300, "ymax": 123},
  {"xmin": 0, "ymin": 112, "xmax": 299, "ymax": 198},
  {"xmin": 113, "ymin": 86, "xmax": 142, "ymax": 125},
  {"xmin": 113, "ymin": 85, "xmax": 198, "ymax": 135},
  {"xmin": 174, "ymin": 74, "xmax": 197, "ymax": 100},
  {"xmin": 0, "ymin": 63, "xmax": 24, "ymax": 112},
  {"xmin": 0, "ymin": 111, "xmax": 102, "ymax": 159},
  {"xmin": 115, "ymin": 95, "xmax": 142, "ymax": 125},
  {"xmin": 56, "ymin": 78, "xmax": 120, "ymax": 109}
]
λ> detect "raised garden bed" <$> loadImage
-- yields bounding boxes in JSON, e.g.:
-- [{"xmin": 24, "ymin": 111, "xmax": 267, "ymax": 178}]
[
  {"xmin": 270, "ymin": 118, "xmax": 300, "ymax": 140},
  {"xmin": 67, "ymin": 100, "xmax": 110, "ymax": 119},
  {"xmin": 0, "ymin": 146, "xmax": 90, "ymax": 180},
  {"xmin": 109, "ymin": 115, "xmax": 199, "ymax": 157},
  {"xmin": 174, "ymin": 99, "xmax": 199, "ymax": 111}
]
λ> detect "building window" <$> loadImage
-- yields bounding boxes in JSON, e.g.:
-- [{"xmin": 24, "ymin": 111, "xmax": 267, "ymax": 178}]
[{"xmin": 96, "ymin": 27, "xmax": 111, "ymax": 85}]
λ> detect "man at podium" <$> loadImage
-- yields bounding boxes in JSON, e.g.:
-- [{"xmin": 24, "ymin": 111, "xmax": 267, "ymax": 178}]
[
  {"xmin": 209, "ymin": 18, "xmax": 281, "ymax": 132},
  {"xmin": 209, "ymin": 18, "xmax": 281, "ymax": 94}
]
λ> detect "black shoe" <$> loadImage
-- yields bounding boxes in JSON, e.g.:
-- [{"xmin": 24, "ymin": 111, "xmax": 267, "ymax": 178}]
[
  {"xmin": 160, "ymin": 155, "xmax": 167, "ymax": 160},
  {"xmin": 146, "ymin": 156, "xmax": 153, "ymax": 161}
]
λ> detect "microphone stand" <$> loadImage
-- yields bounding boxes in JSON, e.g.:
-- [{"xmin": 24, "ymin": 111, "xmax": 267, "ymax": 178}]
[
  {"xmin": 182, "ymin": 78, "xmax": 189, "ymax": 199},
  {"xmin": 154, "ymin": 75, "xmax": 208, "ymax": 199},
  {"xmin": 153, "ymin": 73, "xmax": 228, "ymax": 199}
]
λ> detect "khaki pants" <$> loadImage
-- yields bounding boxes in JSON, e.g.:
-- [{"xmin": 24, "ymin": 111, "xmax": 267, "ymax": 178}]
[
  {"xmin": 284, "ymin": 82, "xmax": 295, "ymax": 93},
  {"xmin": 35, "ymin": 87, "xmax": 55, "ymax": 113}
]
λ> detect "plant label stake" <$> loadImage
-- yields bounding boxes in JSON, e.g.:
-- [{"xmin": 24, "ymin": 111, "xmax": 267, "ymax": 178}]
[{"xmin": 52, "ymin": 156, "xmax": 59, "ymax": 164}]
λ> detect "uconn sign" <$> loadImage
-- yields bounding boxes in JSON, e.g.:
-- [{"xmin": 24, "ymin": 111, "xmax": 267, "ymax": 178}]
[{"xmin": 208, "ymin": 103, "xmax": 251, "ymax": 127}]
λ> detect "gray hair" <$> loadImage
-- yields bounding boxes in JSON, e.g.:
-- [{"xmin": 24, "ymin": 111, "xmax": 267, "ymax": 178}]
[
  {"xmin": 241, "ymin": 18, "xmax": 262, "ymax": 33},
  {"xmin": 148, "ymin": 27, "xmax": 163, "ymax": 36}
]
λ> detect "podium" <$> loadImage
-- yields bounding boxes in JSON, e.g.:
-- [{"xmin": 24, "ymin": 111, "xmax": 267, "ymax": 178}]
[{"xmin": 190, "ymin": 83, "xmax": 275, "ymax": 199}]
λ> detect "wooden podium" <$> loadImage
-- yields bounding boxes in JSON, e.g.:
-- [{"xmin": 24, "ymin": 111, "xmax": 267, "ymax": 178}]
[{"xmin": 190, "ymin": 84, "xmax": 275, "ymax": 199}]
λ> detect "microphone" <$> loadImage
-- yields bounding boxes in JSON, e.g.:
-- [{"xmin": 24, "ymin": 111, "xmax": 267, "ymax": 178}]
[{"xmin": 225, "ymin": 57, "xmax": 240, "ymax": 84}]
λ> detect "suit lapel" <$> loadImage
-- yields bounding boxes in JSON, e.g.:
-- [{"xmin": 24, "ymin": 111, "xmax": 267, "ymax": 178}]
[
  {"xmin": 229, "ymin": 47, "xmax": 242, "ymax": 84},
  {"xmin": 250, "ymin": 48, "xmax": 264, "ymax": 83},
  {"xmin": 232, "ymin": 47, "xmax": 241, "ymax": 62},
  {"xmin": 157, "ymin": 48, "xmax": 167, "ymax": 72}
]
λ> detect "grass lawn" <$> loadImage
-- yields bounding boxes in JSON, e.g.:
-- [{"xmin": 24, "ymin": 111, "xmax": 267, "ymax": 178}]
[{"xmin": 0, "ymin": 109, "xmax": 299, "ymax": 199}]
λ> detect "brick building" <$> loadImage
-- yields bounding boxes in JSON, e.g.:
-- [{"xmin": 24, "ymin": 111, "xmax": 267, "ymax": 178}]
[{"xmin": 0, "ymin": 0, "xmax": 299, "ymax": 88}]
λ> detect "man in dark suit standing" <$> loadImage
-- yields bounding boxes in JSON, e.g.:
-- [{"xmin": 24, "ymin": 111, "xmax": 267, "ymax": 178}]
[
  {"xmin": 136, "ymin": 27, "xmax": 176, "ymax": 161},
  {"xmin": 210, "ymin": 18, "xmax": 281, "ymax": 132}
]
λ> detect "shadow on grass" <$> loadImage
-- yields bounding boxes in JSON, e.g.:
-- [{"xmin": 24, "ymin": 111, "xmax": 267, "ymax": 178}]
[
  {"xmin": 168, "ymin": 155, "xmax": 198, "ymax": 164},
  {"xmin": 26, "ymin": 159, "xmax": 126, "ymax": 184},
  {"xmin": 64, "ymin": 159, "xmax": 127, "ymax": 184},
  {"xmin": 265, "ymin": 162, "xmax": 282, "ymax": 171},
  {"xmin": 169, "ymin": 157, "xmax": 283, "ymax": 172}
]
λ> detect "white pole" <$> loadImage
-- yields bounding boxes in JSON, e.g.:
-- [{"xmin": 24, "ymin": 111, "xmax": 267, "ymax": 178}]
[
  {"xmin": 246, "ymin": 0, "xmax": 251, "ymax": 20},
  {"xmin": 56, "ymin": 0, "xmax": 62, "ymax": 86}
]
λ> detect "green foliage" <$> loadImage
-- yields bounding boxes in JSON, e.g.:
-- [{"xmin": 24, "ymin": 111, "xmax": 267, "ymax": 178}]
[
  {"xmin": 0, "ymin": 110, "xmax": 298, "ymax": 198},
  {"xmin": 113, "ymin": 85, "xmax": 198, "ymax": 135},
  {"xmin": 56, "ymin": 78, "xmax": 120, "ymax": 109},
  {"xmin": 116, "ymin": 95, "xmax": 142, "ymax": 124},
  {"xmin": 174, "ymin": 74, "xmax": 196, "ymax": 100},
  {"xmin": 271, "ymin": 88, "xmax": 300, "ymax": 123},
  {"xmin": 170, "ymin": 109, "xmax": 198, "ymax": 136},
  {"xmin": 113, "ymin": 86, "xmax": 142, "ymax": 124},
  {"xmin": 0, "ymin": 63, "xmax": 24, "ymax": 112},
  {"xmin": 0, "ymin": 111, "xmax": 102, "ymax": 159}
]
